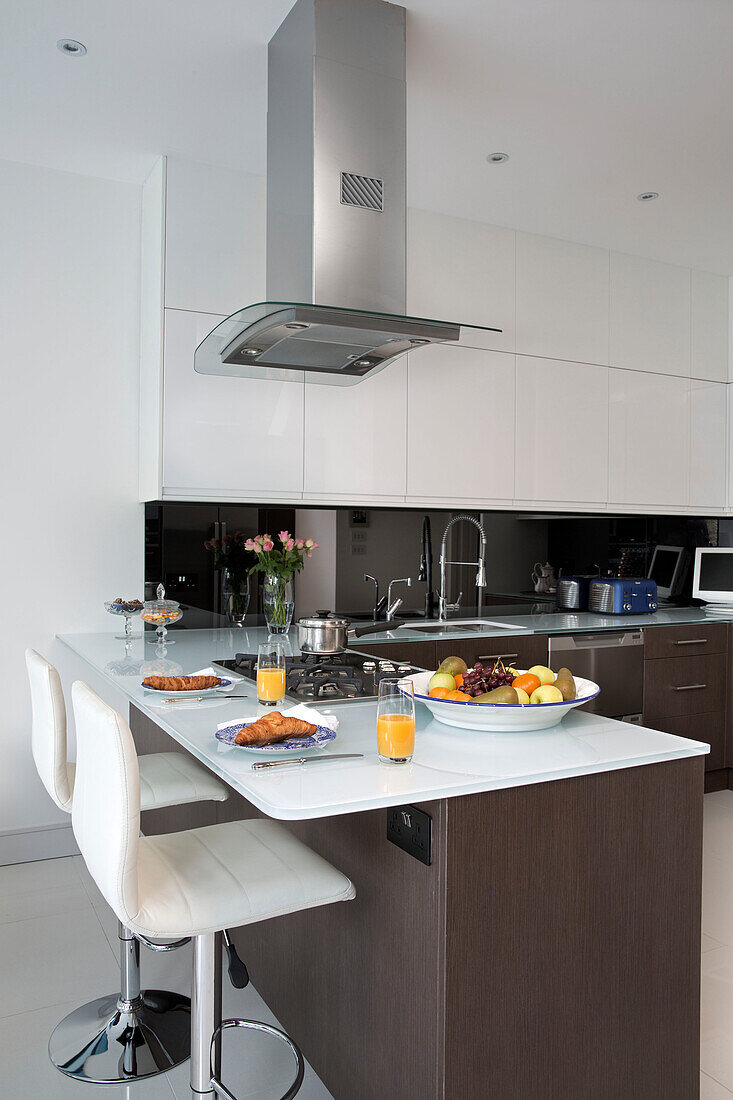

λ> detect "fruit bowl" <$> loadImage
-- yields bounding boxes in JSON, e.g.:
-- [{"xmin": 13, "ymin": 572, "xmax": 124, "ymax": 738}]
[{"xmin": 402, "ymin": 670, "xmax": 600, "ymax": 732}]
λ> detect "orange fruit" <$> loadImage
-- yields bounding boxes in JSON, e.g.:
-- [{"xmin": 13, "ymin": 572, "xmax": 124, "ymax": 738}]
[
  {"xmin": 512, "ymin": 673, "xmax": 541, "ymax": 696},
  {"xmin": 447, "ymin": 689, "xmax": 471, "ymax": 701},
  {"xmin": 429, "ymin": 687, "xmax": 451, "ymax": 699},
  {"xmin": 454, "ymin": 673, "xmax": 464, "ymax": 688}
]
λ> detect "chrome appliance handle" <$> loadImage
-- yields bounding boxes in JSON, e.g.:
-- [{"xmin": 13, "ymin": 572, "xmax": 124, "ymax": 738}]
[
  {"xmin": 478, "ymin": 653, "xmax": 518, "ymax": 663},
  {"xmin": 672, "ymin": 684, "xmax": 707, "ymax": 692},
  {"xmin": 673, "ymin": 639, "xmax": 708, "ymax": 647}
]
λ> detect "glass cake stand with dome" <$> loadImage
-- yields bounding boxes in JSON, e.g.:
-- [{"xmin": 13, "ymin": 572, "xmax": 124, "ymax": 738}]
[{"xmin": 141, "ymin": 584, "xmax": 182, "ymax": 644}]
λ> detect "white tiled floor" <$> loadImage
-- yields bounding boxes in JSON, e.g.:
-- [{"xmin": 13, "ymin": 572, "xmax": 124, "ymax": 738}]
[
  {"xmin": 6, "ymin": 795, "xmax": 733, "ymax": 1097},
  {"xmin": 0, "ymin": 854, "xmax": 332, "ymax": 1099}
]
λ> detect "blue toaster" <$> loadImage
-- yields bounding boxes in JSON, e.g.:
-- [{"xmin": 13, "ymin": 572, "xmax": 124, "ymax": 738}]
[{"xmin": 588, "ymin": 577, "xmax": 657, "ymax": 615}]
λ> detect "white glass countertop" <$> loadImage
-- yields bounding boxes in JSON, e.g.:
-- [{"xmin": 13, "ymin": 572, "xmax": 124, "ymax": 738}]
[{"xmin": 57, "ymin": 629, "xmax": 709, "ymax": 821}]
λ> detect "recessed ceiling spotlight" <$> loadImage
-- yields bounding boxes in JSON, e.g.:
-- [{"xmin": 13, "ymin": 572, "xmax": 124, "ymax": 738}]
[
  {"xmin": 486, "ymin": 152, "xmax": 509, "ymax": 165},
  {"xmin": 637, "ymin": 191, "xmax": 659, "ymax": 202},
  {"xmin": 57, "ymin": 39, "xmax": 87, "ymax": 57}
]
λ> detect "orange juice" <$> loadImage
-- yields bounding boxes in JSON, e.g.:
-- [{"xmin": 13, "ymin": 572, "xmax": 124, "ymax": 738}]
[
  {"xmin": 257, "ymin": 667, "xmax": 286, "ymax": 703},
  {"xmin": 377, "ymin": 713, "xmax": 415, "ymax": 760}
]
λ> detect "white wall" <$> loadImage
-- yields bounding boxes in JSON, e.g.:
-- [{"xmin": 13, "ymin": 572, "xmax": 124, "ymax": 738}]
[{"xmin": 0, "ymin": 159, "xmax": 143, "ymax": 857}]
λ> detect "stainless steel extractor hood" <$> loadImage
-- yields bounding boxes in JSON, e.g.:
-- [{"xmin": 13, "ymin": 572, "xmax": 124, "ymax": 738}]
[{"xmin": 194, "ymin": 0, "xmax": 500, "ymax": 386}]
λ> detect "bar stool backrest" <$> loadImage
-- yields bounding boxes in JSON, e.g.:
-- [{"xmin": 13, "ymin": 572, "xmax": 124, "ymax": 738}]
[
  {"xmin": 71, "ymin": 680, "xmax": 141, "ymax": 926},
  {"xmin": 25, "ymin": 649, "xmax": 73, "ymax": 813}
]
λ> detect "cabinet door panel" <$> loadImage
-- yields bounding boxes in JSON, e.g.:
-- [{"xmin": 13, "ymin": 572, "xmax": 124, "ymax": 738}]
[
  {"xmin": 164, "ymin": 158, "xmax": 265, "ymax": 316},
  {"xmin": 436, "ymin": 635, "xmax": 548, "ymax": 670},
  {"xmin": 407, "ymin": 345, "xmax": 515, "ymax": 501},
  {"xmin": 643, "ymin": 653, "xmax": 726, "ymax": 718},
  {"xmin": 608, "ymin": 370, "xmax": 689, "ymax": 507},
  {"xmin": 642, "ymin": 711, "xmax": 724, "ymax": 771},
  {"xmin": 304, "ymin": 361, "xmax": 407, "ymax": 498},
  {"xmin": 691, "ymin": 269, "xmax": 729, "ymax": 382},
  {"xmin": 162, "ymin": 309, "xmax": 304, "ymax": 498},
  {"xmin": 515, "ymin": 234, "xmax": 609, "ymax": 365},
  {"xmin": 644, "ymin": 622, "xmax": 728, "ymax": 660},
  {"xmin": 407, "ymin": 209, "xmax": 515, "ymax": 352},
  {"xmin": 610, "ymin": 252, "xmax": 691, "ymax": 377},
  {"xmin": 515, "ymin": 357, "xmax": 608, "ymax": 504},
  {"xmin": 690, "ymin": 379, "xmax": 727, "ymax": 510}
]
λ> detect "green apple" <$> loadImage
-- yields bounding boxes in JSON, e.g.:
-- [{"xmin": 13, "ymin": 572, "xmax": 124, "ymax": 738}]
[
  {"xmin": 428, "ymin": 671, "xmax": 456, "ymax": 692},
  {"xmin": 528, "ymin": 664, "xmax": 555, "ymax": 686},
  {"xmin": 529, "ymin": 684, "xmax": 564, "ymax": 705}
]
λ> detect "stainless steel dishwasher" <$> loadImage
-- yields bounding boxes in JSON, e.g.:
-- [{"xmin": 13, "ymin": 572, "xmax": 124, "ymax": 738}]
[{"xmin": 548, "ymin": 630, "xmax": 644, "ymax": 719}]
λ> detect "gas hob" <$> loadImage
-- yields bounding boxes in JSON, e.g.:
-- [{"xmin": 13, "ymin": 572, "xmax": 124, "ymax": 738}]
[{"xmin": 213, "ymin": 651, "xmax": 421, "ymax": 703}]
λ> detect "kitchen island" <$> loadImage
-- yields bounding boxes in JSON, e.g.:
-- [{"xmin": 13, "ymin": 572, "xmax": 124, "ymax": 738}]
[{"xmin": 59, "ymin": 628, "xmax": 708, "ymax": 1100}]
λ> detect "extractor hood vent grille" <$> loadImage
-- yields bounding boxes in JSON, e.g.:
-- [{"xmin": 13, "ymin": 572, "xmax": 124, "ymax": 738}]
[{"xmin": 340, "ymin": 171, "xmax": 384, "ymax": 212}]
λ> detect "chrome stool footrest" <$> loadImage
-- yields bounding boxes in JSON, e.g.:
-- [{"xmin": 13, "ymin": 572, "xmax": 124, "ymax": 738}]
[
  {"xmin": 135, "ymin": 932, "xmax": 191, "ymax": 952},
  {"xmin": 210, "ymin": 1018, "xmax": 305, "ymax": 1100}
]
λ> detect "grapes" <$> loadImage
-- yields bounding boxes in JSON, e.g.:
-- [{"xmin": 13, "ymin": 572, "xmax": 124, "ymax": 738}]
[{"xmin": 457, "ymin": 658, "xmax": 515, "ymax": 697}]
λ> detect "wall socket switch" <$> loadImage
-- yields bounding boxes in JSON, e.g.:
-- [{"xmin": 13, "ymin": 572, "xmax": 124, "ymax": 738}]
[{"xmin": 386, "ymin": 805, "xmax": 432, "ymax": 865}]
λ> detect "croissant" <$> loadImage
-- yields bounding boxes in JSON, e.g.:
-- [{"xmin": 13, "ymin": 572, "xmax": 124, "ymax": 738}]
[
  {"xmin": 143, "ymin": 675, "xmax": 222, "ymax": 691},
  {"xmin": 235, "ymin": 712, "xmax": 317, "ymax": 746}
]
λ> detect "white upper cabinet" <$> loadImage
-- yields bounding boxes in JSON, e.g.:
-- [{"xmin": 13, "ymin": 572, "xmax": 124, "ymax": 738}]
[
  {"xmin": 610, "ymin": 252, "xmax": 691, "ymax": 377},
  {"xmin": 515, "ymin": 234, "xmax": 609, "ymax": 365},
  {"xmin": 164, "ymin": 157, "xmax": 266, "ymax": 317},
  {"xmin": 162, "ymin": 309, "xmax": 304, "ymax": 499},
  {"xmin": 691, "ymin": 269, "xmax": 729, "ymax": 382},
  {"xmin": 690, "ymin": 379, "xmax": 727, "ymax": 510},
  {"xmin": 514, "ymin": 357, "xmax": 609, "ymax": 506},
  {"xmin": 304, "ymin": 362, "xmax": 407, "ymax": 500},
  {"xmin": 608, "ymin": 369, "xmax": 689, "ymax": 508},
  {"xmin": 407, "ymin": 209, "xmax": 515, "ymax": 352},
  {"xmin": 406, "ymin": 345, "xmax": 515, "ymax": 502}
]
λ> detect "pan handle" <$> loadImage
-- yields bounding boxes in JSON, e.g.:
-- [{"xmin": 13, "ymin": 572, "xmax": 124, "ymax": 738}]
[{"xmin": 350, "ymin": 619, "xmax": 405, "ymax": 638}]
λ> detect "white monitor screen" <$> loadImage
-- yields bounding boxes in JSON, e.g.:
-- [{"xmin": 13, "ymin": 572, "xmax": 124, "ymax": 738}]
[{"xmin": 698, "ymin": 551, "xmax": 733, "ymax": 593}]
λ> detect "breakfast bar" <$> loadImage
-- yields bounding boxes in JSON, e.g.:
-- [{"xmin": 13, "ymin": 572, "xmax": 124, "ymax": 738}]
[{"xmin": 59, "ymin": 628, "xmax": 709, "ymax": 1100}]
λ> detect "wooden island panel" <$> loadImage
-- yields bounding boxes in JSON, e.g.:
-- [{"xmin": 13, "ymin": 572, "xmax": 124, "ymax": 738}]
[{"xmin": 129, "ymin": 706, "xmax": 704, "ymax": 1100}]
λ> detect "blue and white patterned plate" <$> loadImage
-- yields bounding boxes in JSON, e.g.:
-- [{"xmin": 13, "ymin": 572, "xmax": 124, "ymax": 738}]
[{"xmin": 215, "ymin": 721, "xmax": 337, "ymax": 752}]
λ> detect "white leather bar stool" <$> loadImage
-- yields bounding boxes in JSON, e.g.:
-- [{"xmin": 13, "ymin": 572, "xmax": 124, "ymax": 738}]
[
  {"xmin": 71, "ymin": 680, "xmax": 356, "ymax": 1099},
  {"xmin": 25, "ymin": 649, "xmax": 233, "ymax": 1086}
]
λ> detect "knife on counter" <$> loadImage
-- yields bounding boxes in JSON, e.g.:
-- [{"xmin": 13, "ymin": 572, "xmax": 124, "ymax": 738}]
[{"xmin": 251, "ymin": 753, "xmax": 363, "ymax": 770}]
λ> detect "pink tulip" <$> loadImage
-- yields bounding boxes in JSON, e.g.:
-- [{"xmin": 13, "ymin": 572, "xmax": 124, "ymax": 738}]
[
  {"xmin": 295, "ymin": 539, "xmax": 304, "ymax": 550},
  {"xmin": 278, "ymin": 530, "xmax": 290, "ymax": 543},
  {"xmin": 244, "ymin": 538, "xmax": 255, "ymax": 551},
  {"xmin": 312, "ymin": 541, "xmax": 319, "ymax": 550},
  {"xmin": 285, "ymin": 538, "xmax": 295, "ymax": 551},
  {"xmin": 263, "ymin": 538, "xmax": 274, "ymax": 552},
  {"xmin": 305, "ymin": 538, "xmax": 314, "ymax": 549}
]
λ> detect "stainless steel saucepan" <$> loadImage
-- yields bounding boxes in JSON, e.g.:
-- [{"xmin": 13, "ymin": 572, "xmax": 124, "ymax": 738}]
[{"xmin": 296, "ymin": 611, "xmax": 404, "ymax": 655}]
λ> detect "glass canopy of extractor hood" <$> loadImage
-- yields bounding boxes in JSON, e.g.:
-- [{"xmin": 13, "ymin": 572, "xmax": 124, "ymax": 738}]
[{"xmin": 193, "ymin": 302, "xmax": 502, "ymax": 386}]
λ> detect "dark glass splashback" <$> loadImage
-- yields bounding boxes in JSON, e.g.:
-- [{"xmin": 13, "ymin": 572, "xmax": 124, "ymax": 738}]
[{"xmin": 145, "ymin": 504, "xmax": 719, "ymax": 625}]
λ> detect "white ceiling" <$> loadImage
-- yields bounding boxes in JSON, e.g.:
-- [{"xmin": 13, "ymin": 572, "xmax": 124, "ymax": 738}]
[{"xmin": 3, "ymin": 0, "xmax": 733, "ymax": 273}]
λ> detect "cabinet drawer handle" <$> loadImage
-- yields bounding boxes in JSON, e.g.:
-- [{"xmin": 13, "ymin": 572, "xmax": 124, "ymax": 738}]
[
  {"xmin": 672, "ymin": 639, "xmax": 708, "ymax": 647},
  {"xmin": 478, "ymin": 653, "xmax": 519, "ymax": 662},
  {"xmin": 672, "ymin": 684, "xmax": 707, "ymax": 692}
]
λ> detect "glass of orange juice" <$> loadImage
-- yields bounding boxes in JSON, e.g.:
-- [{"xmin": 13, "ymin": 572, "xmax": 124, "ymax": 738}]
[
  {"xmin": 256, "ymin": 641, "xmax": 286, "ymax": 707},
  {"xmin": 376, "ymin": 678, "xmax": 415, "ymax": 764}
]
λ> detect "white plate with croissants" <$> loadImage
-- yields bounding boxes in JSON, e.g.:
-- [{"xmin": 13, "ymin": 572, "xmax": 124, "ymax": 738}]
[
  {"xmin": 142, "ymin": 674, "xmax": 232, "ymax": 694},
  {"xmin": 215, "ymin": 712, "xmax": 337, "ymax": 752}
]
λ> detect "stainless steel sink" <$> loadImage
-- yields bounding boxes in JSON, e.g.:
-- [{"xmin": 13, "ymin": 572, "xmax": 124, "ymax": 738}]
[{"xmin": 410, "ymin": 619, "xmax": 525, "ymax": 635}]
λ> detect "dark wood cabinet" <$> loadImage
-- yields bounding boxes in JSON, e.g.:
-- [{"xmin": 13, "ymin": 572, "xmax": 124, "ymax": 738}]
[
  {"xmin": 436, "ymin": 633, "xmax": 548, "ymax": 670},
  {"xmin": 644, "ymin": 621, "xmax": 728, "ymax": 660},
  {"xmin": 353, "ymin": 639, "xmax": 436, "ymax": 668},
  {"xmin": 646, "ymin": 712, "xmax": 726, "ymax": 771},
  {"xmin": 644, "ymin": 653, "xmax": 726, "ymax": 718},
  {"xmin": 643, "ymin": 622, "xmax": 730, "ymax": 776}
]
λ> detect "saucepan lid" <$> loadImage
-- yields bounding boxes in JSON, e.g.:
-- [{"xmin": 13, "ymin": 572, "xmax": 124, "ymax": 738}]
[{"xmin": 297, "ymin": 610, "xmax": 350, "ymax": 629}]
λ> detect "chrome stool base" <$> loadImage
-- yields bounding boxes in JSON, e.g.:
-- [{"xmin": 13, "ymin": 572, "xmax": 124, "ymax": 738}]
[
  {"xmin": 48, "ymin": 989, "xmax": 191, "ymax": 1083},
  {"xmin": 210, "ymin": 1018, "xmax": 305, "ymax": 1100}
]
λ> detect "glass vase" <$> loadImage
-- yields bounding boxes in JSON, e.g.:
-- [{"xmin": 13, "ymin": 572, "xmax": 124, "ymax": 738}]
[
  {"xmin": 263, "ymin": 573, "xmax": 294, "ymax": 634},
  {"xmin": 222, "ymin": 570, "xmax": 250, "ymax": 627}
]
